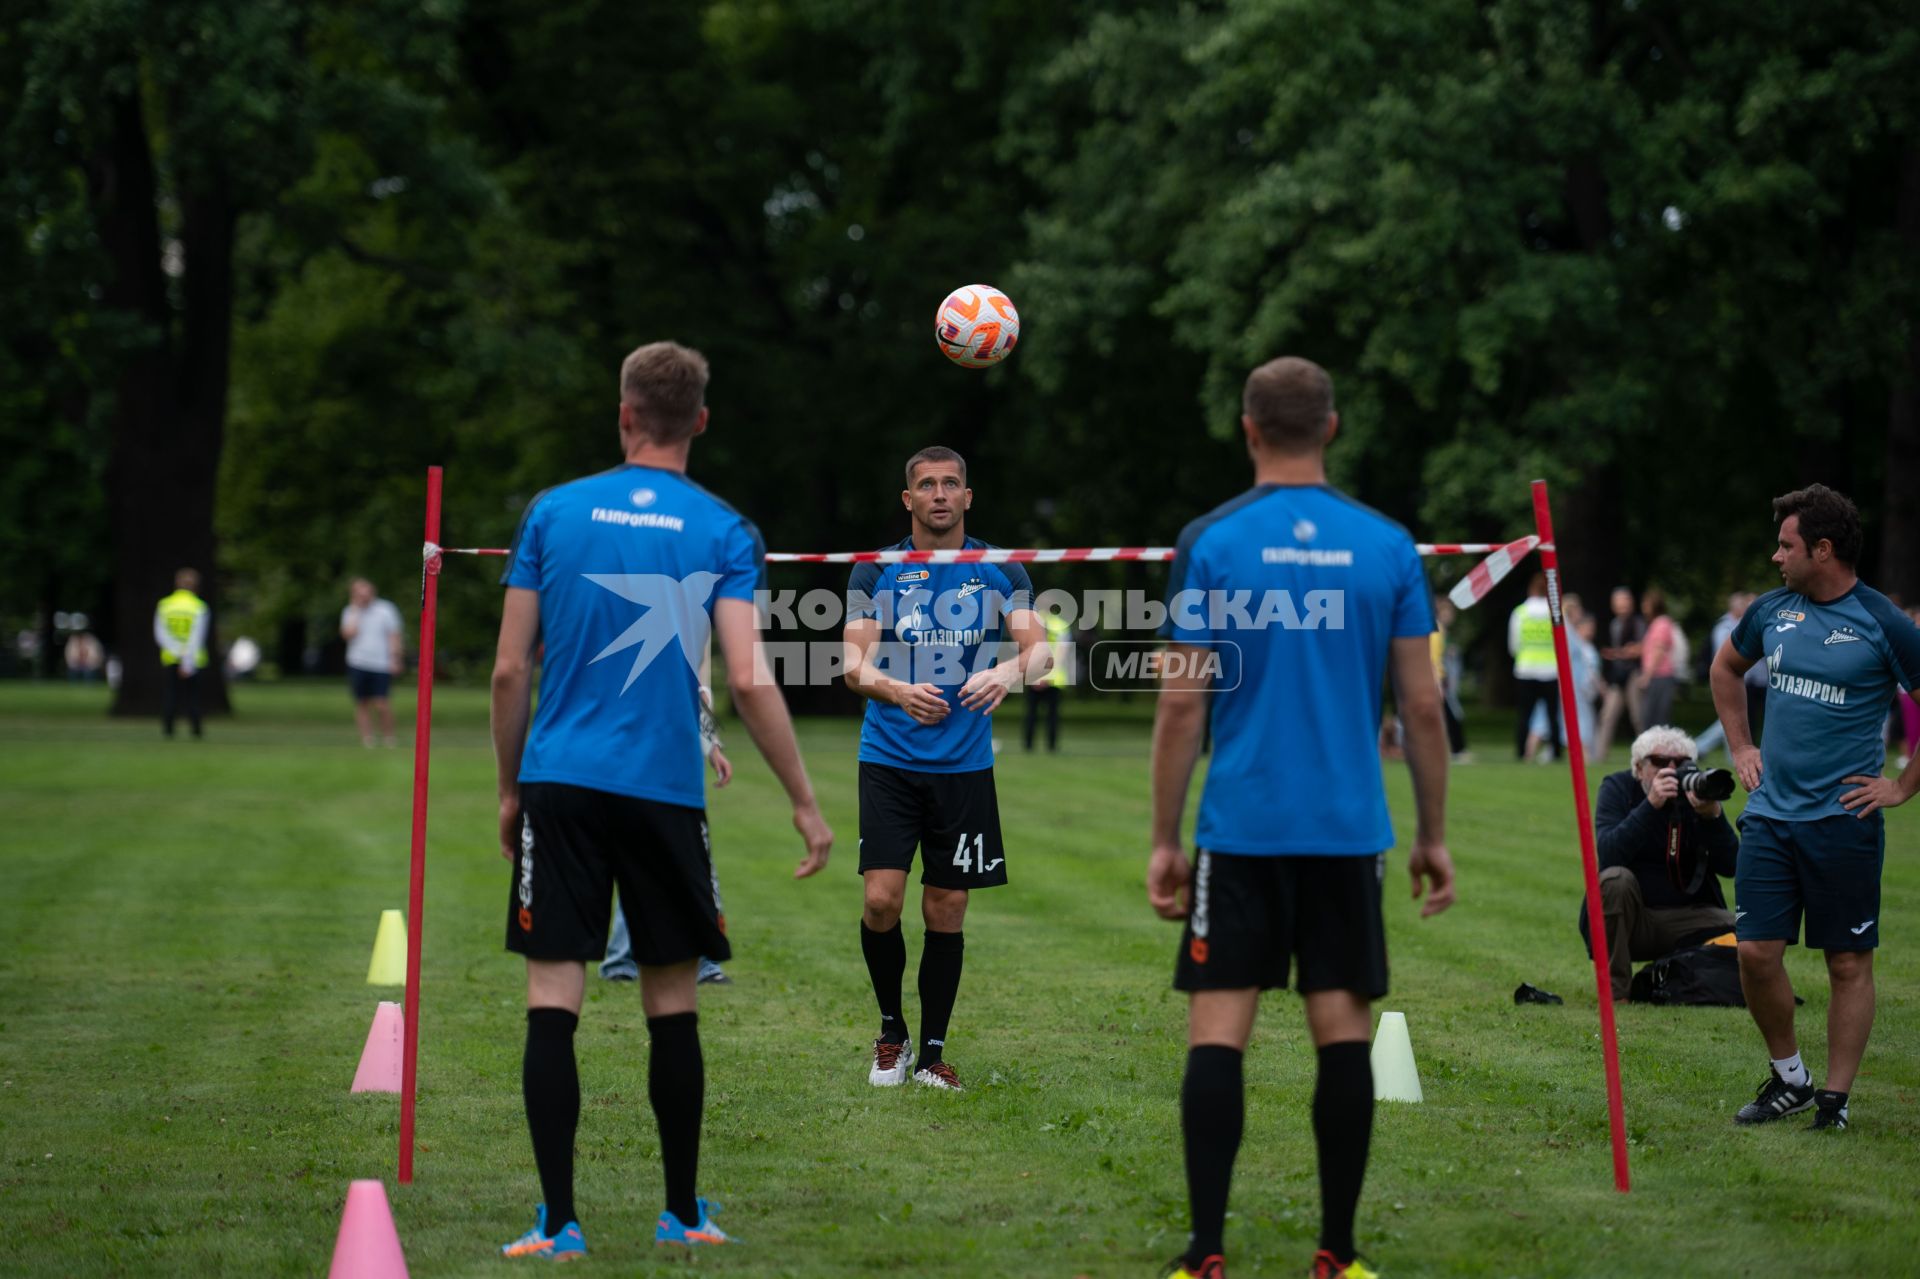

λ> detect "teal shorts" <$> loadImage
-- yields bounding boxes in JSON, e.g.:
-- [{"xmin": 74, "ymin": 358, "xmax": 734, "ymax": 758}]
[{"xmin": 1734, "ymin": 813, "xmax": 1884, "ymax": 950}]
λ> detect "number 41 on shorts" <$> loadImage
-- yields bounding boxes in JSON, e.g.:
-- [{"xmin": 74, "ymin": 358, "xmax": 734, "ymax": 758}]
[{"xmin": 952, "ymin": 833, "xmax": 1003, "ymax": 875}]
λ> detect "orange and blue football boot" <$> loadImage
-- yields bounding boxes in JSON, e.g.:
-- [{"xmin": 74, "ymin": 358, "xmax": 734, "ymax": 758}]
[
  {"xmin": 655, "ymin": 1197, "xmax": 734, "ymax": 1247},
  {"xmin": 499, "ymin": 1204, "xmax": 587, "ymax": 1261}
]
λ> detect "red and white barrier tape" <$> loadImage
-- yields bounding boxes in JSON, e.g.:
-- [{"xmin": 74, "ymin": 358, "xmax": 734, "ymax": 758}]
[
  {"xmin": 423, "ymin": 537, "xmax": 1545, "ymax": 608},
  {"xmin": 427, "ymin": 541, "xmax": 1537, "ymax": 562},
  {"xmin": 1446, "ymin": 536, "xmax": 1542, "ymax": 609},
  {"xmin": 761, "ymin": 543, "xmax": 1537, "ymax": 563}
]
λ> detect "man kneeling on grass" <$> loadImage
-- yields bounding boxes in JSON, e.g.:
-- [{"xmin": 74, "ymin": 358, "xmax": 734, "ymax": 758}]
[{"xmin": 1579, "ymin": 726, "xmax": 1738, "ymax": 1002}]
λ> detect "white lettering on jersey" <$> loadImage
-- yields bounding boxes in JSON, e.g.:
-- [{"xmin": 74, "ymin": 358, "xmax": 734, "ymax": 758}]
[
  {"xmin": 1261, "ymin": 546, "xmax": 1354, "ymax": 566},
  {"xmin": 591, "ymin": 507, "xmax": 686, "ymax": 532}
]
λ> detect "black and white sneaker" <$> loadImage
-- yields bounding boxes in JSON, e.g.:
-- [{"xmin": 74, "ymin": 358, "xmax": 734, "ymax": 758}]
[
  {"xmin": 1809, "ymin": 1090, "xmax": 1849, "ymax": 1131},
  {"xmin": 1732, "ymin": 1069, "xmax": 1817, "ymax": 1124}
]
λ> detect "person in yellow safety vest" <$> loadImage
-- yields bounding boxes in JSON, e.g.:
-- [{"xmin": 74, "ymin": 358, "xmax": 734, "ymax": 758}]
[
  {"xmin": 1023, "ymin": 612, "xmax": 1072, "ymax": 753},
  {"xmin": 1509, "ymin": 571, "xmax": 1561, "ymax": 762},
  {"xmin": 155, "ymin": 567, "xmax": 210, "ymax": 739}
]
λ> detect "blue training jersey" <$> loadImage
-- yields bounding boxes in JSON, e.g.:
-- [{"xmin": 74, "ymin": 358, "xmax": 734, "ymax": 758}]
[
  {"xmin": 1162, "ymin": 485, "xmax": 1434, "ymax": 855},
  {"xmin": 847, "ymin": 537, "xmax": 1034, "ymax": 773},
  {"xmin": 501, "ymin": 464, "xmax": 766, "ymax": 808},
  {"xmin": 1731, "ymin": 582, "xmax": 1920, "ymax": 822}
]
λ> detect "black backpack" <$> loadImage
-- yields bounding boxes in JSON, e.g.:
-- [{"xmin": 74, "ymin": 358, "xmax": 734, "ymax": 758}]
[{"xmin": 1628, "ymin": 943, "xmax": 1745, "ymax": 1006}]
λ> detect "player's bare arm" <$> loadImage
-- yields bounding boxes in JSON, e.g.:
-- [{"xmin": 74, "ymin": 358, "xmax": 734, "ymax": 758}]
[
  {"xmin": 1709, "ymin": 638, "xmax": 1763, "ymax": 792},
  {"xmin": 843, "ymin": 616, "xmax": 948, "ymax": 724},
  {"xmin": 957, "ymin": 607, "xmax": 1053, "ymax": 713},
  {"xmin": 715, "ymin": 596, "xmax": 833, "ymax": 877},
  {"xmin": 490, "ymin": 586, "xmax": 541, "ymax": 861},
  {"xmin": 1390, "ymin": 634, "xmax": 1455, "ymax": 917},
  {"xmin": 697, "ymin": 642, "xmax": 730, "ymax": 787},
  {"xmin": 1147, "ymin": 642, "xmax": 1210, "ymax": 920}
]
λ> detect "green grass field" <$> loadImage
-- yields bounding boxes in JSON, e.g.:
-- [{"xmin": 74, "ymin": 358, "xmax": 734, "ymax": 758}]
[{"xmin": 3, "ymin": 681, "xmax": 1918, "ymax": 1277}]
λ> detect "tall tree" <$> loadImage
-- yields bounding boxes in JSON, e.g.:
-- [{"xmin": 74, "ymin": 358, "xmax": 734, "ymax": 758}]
[
  {"xmin": 11, "ymin": 0, "xmax": 496, "ymax": 708},
  {"xmin": 14, "ymin": 1, "xmax": 319, "ymax": 713},
  {"xmin": 1006, "ymin": 0, "xmax": 1919, "ymax": 641}
]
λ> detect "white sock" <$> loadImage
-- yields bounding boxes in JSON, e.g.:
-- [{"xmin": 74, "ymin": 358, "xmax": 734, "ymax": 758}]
[{"xmin": 1771, "ymin": 1052, "xmax": 1811, "ymax": 1087}]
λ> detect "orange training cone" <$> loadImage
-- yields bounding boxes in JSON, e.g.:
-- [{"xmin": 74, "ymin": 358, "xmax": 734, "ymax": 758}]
[
  {"xmin": 328, "ymin": 1179, "xmax": 409, "ymax": 1279},
  {"xmin": 351, "ymin": 1001, "xmax": 404, "ymax": 1094}
]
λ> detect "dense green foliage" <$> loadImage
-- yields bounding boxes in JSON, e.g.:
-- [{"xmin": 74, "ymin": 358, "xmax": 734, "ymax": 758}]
[
  {"xmin": 4, "ymin": 682, "xmax": 1920, "ymax": 1276},
  {"xmin": 4, "ymin": 1, "xmax": 1916, "ymax": 677}
]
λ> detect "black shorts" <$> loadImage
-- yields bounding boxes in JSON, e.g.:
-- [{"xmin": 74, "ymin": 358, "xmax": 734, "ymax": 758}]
[
  {"xmin": 1174, "ymin": 850, "xmax": 1389, "ymax": 997},
  {"xmin": 349, "ymin": 667, "xmax": 392, "ymax": 700},
  {"xmin": 857, "ymin": 762, "xmax": 1007, "ymax": 889},
  {"xmin": 1735, "ymin": 812, "xmax": 1885, "ymax": 950},
  {"xmin": 506, "ymin": 781, "xmax": 728, "ymax": 965}
]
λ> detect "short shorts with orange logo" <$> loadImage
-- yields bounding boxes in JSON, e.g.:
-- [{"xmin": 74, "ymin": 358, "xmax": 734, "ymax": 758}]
[
  {"xmin": 506, "ymin": 781, "xmax": 729, "ymax": 966},
  {"xmin": 1173, "ymin": 850, "xmax": 1389, "ymax": 997}
]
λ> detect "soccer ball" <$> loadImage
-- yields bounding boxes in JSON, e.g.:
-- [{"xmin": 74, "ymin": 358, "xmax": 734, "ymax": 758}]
[{"xmin": 935, "ymin": 284, "xmax": 1020, "ymax": 368}]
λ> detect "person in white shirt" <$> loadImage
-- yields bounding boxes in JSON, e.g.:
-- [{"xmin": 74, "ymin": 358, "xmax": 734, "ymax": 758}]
[{"xmin": 341, "ymin": 578, "xmax": 403, "ymax": 747}]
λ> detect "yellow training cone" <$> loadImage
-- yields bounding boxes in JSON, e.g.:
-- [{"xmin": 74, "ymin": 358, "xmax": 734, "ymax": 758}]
[
  {"xmin": 1371, "ymin": 1010, "xmax": 1423, "ymax": 1103},
  {"xmin": 367, "ymin": 909, "xmax": 407, "ymax": 986}
]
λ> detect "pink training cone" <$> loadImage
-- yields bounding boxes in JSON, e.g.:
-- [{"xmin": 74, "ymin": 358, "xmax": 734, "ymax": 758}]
[
  {"xmin": 351, "ymin": 1002, "xmax": 404, "ymax": 1094},
  {"xmin": 329, "ymin": 1179, "xmax": 409, "ymax": 1279}
]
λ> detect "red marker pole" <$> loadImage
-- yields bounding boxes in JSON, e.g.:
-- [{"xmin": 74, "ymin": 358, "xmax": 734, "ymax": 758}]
[
  {"xmin": 1531, "ymin": 478, "xmax": 1630, "ymax": 1192},
  {"xmin": 400, "ymin": 465, "xmax": 443, "ymax": 1183}
]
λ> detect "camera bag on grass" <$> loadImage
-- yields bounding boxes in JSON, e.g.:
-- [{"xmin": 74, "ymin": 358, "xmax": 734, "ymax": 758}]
[{"xmin": 1628, "ymin": 940, "xmax": 1745, "ymax": 1006}]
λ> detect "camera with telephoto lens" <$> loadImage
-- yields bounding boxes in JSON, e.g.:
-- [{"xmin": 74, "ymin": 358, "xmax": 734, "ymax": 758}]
[
  {"xmin": 1665, "ymin": 761, "xmax": 1735, "ymax": 892},
  {"xmin": 1672, "ymin": 759, "xmax": 1735, "ymax": 803}
]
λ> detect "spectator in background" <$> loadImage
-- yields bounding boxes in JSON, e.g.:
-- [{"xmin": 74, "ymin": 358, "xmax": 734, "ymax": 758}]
[
  {"xmin": 1571, "ymin": 611, "xmax": 1603, "ymax": 757},
  {"xmin": 1696, "ymin": 592, "xmax": 1757, "ymax": 759},
  {"xmin": 1511, "ymin": 572, "xmax": 1561, "ymax": 762},
  {"xmin": 1712, "ymin": 593, "xmax": 1751, "ymax": 674},
  {"xmin": 1023, "ymin": 613, "xmax": 1072, "ymax": 752},
  {"xmin": 1525, "ymin": 593, "xmax": 1593, "ymax": 755},
  {"xmin": 341, "ymin": 578, "xmax": 404, "ymax": 748},
  {"xmin": 64, "ymin": 630, "xmax": 105, "ymax": 682},
  {"xmin": 155, "ymin": 568, "xmax": 210, "ymax": 739},
  {"xmin": 1596, "ymin": 587, "xmax": 1646, "ymax": 759},
  {"xmin": 1580, "ymin": 725, "xmax": 1738, "ymax": 1001},
  {"xmin": 1432, "ymin": 594, "xmax": 1470, "ymax": 762},
  {"xmin": 1638, "ymin": 588, "xmax": 1683, "ymax": 729}
]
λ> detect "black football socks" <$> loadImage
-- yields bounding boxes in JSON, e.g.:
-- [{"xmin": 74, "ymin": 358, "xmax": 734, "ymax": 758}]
[
  {"xmin": 647, "ymin": 1011, "xmax": 703, "ymax": 1228},
  {"xmin": 523, "ymin": 1007, "xmax": 580, "ymax": 1231},
  {"xmin": 861, "ymin": 921, "xmax": 910, "ymax": 1043},
  {"xmin": 916, "ymin": 930, "xmax": 965, "ymax": 1067},
  {"xmin": 1182, "ymin": 1044, "xmax": 1245, "ymax": 1264},
  {"xmin": 1313, "ymin": 1040, "xmax": 1374, "ymax": 1263}
]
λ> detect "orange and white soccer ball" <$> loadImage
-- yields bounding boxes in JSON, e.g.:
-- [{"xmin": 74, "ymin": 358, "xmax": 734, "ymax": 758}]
[{"xmin": 935, "ymin": 284, "xmax": 1020, "ymax": 368}]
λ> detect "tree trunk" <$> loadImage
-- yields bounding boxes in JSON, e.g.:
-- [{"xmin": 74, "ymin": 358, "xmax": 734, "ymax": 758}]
[
  {"xmin": 92, "ymin": 87, "xmax": 233, "ymax": 717},
  {"xmin": 1881, "ymin": 143, "xmax": 1920, "ymax": 605},
  {"xmin": 1553, "ymin": 462, "xmax": 1622, "ymax": 612}
]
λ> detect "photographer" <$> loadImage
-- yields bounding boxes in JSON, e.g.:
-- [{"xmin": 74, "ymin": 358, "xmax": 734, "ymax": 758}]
[{"xmin": 1580, "ymin": 726, "xmax": 1738, "ymax": 1001}]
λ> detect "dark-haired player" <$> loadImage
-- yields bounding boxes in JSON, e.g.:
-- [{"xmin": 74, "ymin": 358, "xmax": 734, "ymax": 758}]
[
  {"xmin": 1711, "ymin": 483, "xmax": 1920, "ymax": 1132},
  {"xmin": 842, "ymin": 445, "xmax": 1052, "ymax": 1091}
]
